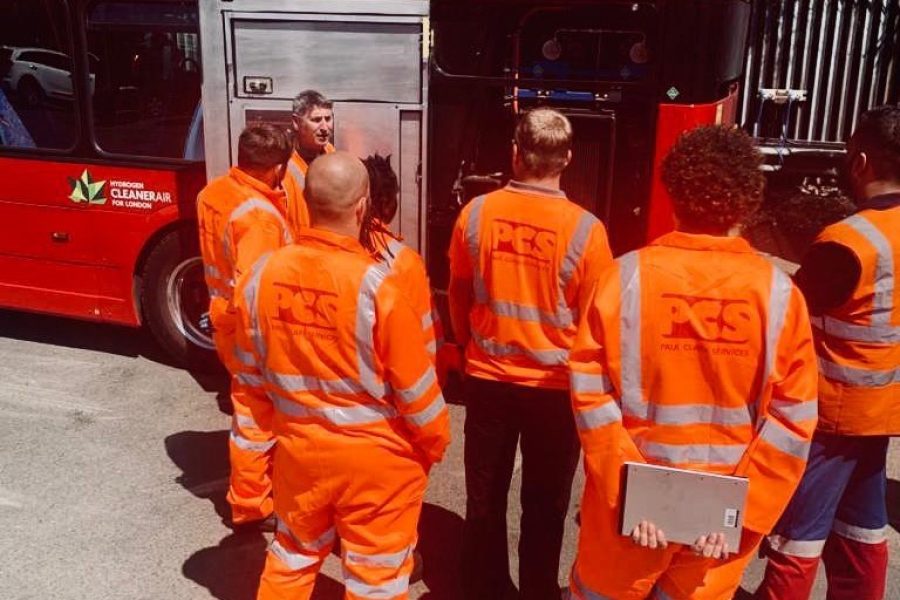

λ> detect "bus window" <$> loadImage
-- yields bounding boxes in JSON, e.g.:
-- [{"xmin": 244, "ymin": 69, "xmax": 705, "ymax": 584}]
[
  {"xmin": 87, "ymin": 1, "xmax": 201, "ymax": 160},
  {"xmin": 0, "ymin": 1, "xmax": 77, "ymax": 149}
]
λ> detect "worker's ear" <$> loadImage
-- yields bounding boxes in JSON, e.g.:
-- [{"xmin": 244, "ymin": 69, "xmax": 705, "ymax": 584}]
[
  {"xmin": 850, "ymin": 150, "xmax": 868, "ymax": 180},
  {"xmin": 355, "ymin": 195, "xmax": 369, "ymax": 226},
  {"xmin": 564, "ymin": 149, "xmax": 572, "ymax": 169}
]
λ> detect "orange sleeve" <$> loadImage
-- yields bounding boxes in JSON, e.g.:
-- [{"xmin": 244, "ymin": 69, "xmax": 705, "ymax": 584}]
[
  {"xmin": 736, "ymin": 283, "xmax": 818, "ymax": 534},
  {"xmin": 376, "ymin": 277, "xmax": 451, "ymax": 464},
  {"xmin": 229, "ymin": 212, "xmax": 287, "ymax": 281},
  {"xmin": 570, "ymin": 262, "xmax": 645, "ymax": 510},
  {"xmin": 447, "ymin": 206, "xmax": 474, "ymax": 346},
  {"xmin": 283, "ymin": 175, "xmax": 309, "ymax": 233},
  {"xmin": 575, "ymin": 220, "xmax": 615, "ymax": 316},
  {"xmin": 394, "ymin": 248, "xmax": 437, "ymax": 361}
]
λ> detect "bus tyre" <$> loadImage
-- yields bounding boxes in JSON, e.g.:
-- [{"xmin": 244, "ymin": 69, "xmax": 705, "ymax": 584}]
[{"xmin": 140, "ymin": 229, "xmax": 217, "ymax": 370}]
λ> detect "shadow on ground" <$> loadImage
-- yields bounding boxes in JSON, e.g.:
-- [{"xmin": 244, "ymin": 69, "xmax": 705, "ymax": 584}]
[
  {"xmin": 0, "ymin": 309, "xmax": 230, "ymax": 408},
  {"xmin": 165, "ymin": 429, "xmax": 465, "ymax": 598},
  {"xmin": 418, "ymin": 502, "xmax": 465, "ymax": 599}
]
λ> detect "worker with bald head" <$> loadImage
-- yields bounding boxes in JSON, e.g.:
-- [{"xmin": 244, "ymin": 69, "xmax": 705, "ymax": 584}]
[{"xmin": 233, "ymin": 151, "xmax": 451, "ymax": 600}]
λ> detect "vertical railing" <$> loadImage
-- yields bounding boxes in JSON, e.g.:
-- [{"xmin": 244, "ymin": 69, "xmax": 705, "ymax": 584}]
[{"xmin": 740, "ymin": 0, "xmax": 900, "ymax": 144}]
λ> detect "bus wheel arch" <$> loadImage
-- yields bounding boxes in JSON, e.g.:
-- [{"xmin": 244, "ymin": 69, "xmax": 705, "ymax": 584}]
[{"xmin": 134, "ymin": 223, "xmax": 217, "ymax": 369}]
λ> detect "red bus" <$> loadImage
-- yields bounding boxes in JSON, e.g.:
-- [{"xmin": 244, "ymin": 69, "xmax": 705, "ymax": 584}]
[
  {"xmin": 0, "ymin": 0, "xmax": 210, "ymax": 363},
  {"xmin": 0, "ymin": 0, "xmax": 783, "ymax": 364}
]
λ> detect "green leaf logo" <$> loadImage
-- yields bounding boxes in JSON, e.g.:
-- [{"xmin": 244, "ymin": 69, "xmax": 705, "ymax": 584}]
[{"xmin": 69, "ymin": 169, "xmax": 107, "ymax": 205}]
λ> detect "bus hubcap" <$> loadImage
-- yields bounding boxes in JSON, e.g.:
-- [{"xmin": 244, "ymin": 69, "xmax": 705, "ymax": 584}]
[{"xmin": 166, "ymin": 256, "xmax": 214, "ymax": 350}]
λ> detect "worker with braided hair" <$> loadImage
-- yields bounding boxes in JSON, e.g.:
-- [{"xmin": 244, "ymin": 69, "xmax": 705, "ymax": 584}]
[{"xmin": 361, "ymin": 154, "xmax": 441, "ymax": 363}]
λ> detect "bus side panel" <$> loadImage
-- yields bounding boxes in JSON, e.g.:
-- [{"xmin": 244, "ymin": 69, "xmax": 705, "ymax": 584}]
[
  {"xmin": 644, "ymin": 88, "xmax": 740, "ymax": 242},
  {"xmin": 0, "ymin": 156, "xmax": 201, "ymax": 326},
  {"xmin": 94, "ymin": 166, "xmax": 204, "ymax": 325}
]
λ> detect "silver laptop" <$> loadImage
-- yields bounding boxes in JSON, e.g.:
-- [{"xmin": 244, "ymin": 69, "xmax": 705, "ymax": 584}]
[{"xmin": 620, "ymin": 462, "xmax": 749, "ymax": 548}]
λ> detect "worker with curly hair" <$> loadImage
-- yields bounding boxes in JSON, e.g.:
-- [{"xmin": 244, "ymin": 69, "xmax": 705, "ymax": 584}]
[{"xmin": 567, "ymin": 125, "xmax": 818, "ymax": 600}]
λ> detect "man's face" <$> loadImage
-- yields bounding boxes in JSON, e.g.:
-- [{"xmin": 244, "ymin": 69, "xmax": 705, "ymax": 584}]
[{"xmin": 293, "ymin": 106, "xmax": 334, "ymax": 153}]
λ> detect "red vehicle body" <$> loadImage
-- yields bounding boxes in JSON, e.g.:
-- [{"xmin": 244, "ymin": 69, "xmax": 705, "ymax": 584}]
[
  {"xmin": 0, "ymin": 0, "xmax": 210, "ymax": 363},
  {"xmin": 0, "ymin": 0, "xmax": 753, "ymax": 364}
]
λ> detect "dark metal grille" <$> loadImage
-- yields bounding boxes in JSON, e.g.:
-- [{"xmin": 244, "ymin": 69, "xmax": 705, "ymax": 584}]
[{"xmin": 739, "ymin": 0, "xmax": 900, "ymax": 143}]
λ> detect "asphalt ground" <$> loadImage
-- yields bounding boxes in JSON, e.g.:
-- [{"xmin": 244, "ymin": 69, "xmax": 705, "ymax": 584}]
[{"xmin": 0, "ymin": 309, "xmax": 897, "ymax": 599}]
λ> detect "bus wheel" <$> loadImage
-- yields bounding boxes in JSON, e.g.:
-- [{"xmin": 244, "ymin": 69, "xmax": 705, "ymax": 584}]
[{"xmin": 141, "ymin": 229, "xmax": 217, "ymax": 369}]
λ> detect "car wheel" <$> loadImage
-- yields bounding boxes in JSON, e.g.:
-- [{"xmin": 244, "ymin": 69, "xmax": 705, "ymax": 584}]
[
  {"xmin": 18, "ymin": 76, "xmax": 44, "ymax": 107},
  {"xmin": 140, "ymin": 228, "xmax": 218, "ymax": 370}
]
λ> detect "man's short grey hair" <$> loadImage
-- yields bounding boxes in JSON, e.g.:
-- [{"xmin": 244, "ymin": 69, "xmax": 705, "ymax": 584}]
[{"xmin": 292, "ymin": 90, "xmax": 333, "ymax": 117}]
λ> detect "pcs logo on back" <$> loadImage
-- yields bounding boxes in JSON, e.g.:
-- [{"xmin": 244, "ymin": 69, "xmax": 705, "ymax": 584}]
[
  {"xmin": 491, "ymin": 219, "xmax": 558, "ymax": 264},
  {"xmin": 272, "ymin": 282, "xmax": 339, "ymax": 332},
  {"xmin": 662, "ymin": 294, "xmax": 753, "ymax": 345}
]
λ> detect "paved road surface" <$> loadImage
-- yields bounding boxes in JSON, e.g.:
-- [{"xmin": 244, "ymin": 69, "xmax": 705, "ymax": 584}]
[{"xmin": 0, "ymin": 310, "xmax": 897, "ymax": 599}]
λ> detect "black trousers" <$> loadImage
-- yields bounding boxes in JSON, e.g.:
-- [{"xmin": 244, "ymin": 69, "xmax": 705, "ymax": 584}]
[{"xmin": 461, "ymin": 376, "xmax": 580, "ymax": 600}]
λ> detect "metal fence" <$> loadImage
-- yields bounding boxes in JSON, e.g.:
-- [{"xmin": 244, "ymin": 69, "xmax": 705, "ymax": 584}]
[{"xmin": 739, "ymin": 0, "xmax": 900, "ymax": 144}]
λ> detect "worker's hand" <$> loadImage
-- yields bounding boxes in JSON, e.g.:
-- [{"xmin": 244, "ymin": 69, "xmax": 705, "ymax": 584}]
[
  {"xmin": 630, "ymin": 520, "xmax": 667, "ymax": 549},
  {"xmin": 692, "ymin": 532, "xmax": 729, "ymax": 559}
]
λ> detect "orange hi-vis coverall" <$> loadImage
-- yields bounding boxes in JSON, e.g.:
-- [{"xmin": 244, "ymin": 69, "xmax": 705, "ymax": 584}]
[
  {"xmin": 282, "ymin": 144, "xmax": 335, "ymax": 233},
  {"xmin": 233, "ymin": 227, "xmax": 451, "ymax": 600},
  {"xmin": 197, "ymin": 166, "xmax": 293, "ymax": 524},
  {"xmin": 568, "ymin": 232, "xmax": 819, "ymax": 600},
  {"xmin": 370, "ymin": 227, "xmax": 440, "ymax": 361},
  {"xmin": 813, "ymin": 206, "xmax": 900, "ymax": 434},
  {"xmin": 448, "ymin": 180, "xmax": 613, "ymax": 388}
]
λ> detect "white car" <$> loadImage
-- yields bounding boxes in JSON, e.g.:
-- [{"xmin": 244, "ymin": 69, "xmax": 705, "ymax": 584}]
[{"xmin": 1, "ymin": 46, "xmax": 96, "ymax": 106}]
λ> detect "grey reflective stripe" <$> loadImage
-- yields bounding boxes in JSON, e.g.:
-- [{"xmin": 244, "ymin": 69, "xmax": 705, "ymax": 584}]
[
  {"xmin": 559, "ymin": 212, "xmax": 597, "ymax": 286},
  {"xmin": 344, "ymin": 572, "xmax": 410, "ymax": 599},
  {"xmin": 277, "ymin": 520, "xmax": 336, "ymax": 552},
  {"xmin": 471, "ymin": 331, "xmax": 569, "ymax": 365},
  {"xmin": 205, "ymin": 264, "xmax": 223, "ymax": 279},
  {"xmin": 235, "ymin": 372, "xmax": 265, "ymax": 387},
  {"xmin": 466, "ymin": 195, "xmax": 489, "ymax": 303},
  {"xmin": 268, "ymin": 371, "xmax": 364, "ymax": 396},
  {"xmin": 755, "ymin": 267, "xmax": 793, "ymax": 422},
  {"xmin": 234, "ymin": 346, "xmax": 256, "ymax": 367},
  {"xmin": 287, "ymin": 159, "xmax": 306, "ymax": 191},
  {"xmin": 845, "ymin": 214, "xmax": 894, "ymax": 327},
  {"xmin": 271, "ymin": 539, "xmax": 320, "ymax": 571},
  {"xmin": 243, "ymin": 253, "xmax": 273, "ymax": 364},
  {"xmin": 345, "ymin": 545, "xmax": 413, "ymax": 569},
  {"xmin": 575, "ymin": 402, "xmax": 623, "ymax": 431},
  {"xmin": 235, "ymin": 413, "xmax": 258, "ymax": 429},
  {"xmin": 425, "ymin": 340, "xmax": 437, "ymax": 354},
  {"xmin": 422, "ymin": 311, "xmax": 434, "ymax": 330},
  {"xmin": 209, "ymin": 288, "xmax": 228, "ymax": 299},
  {"xmin": 819, "ymin": 357, "xmax": 900, "ymax": 387},
  {"xmin": 396, "ymin": 368, "xmax": 437, "ymax": 405},
  {"xmin": 833, "ymin": 519, "xmax": 887, "ymax": 544},
  {"xmin": 406, "ymin": 394, "xmax": 446, "ymax": 427},
  {"xmin": 637, "ymin": 440, "xmax": 746, "ymax": 466},
  {"xmin": 770, "ymin": 398, "xmax": 818, "ymax": 422},
  {"xmin": 812, "ymin": 314, "xmax": 900, "ymax": 343},
  {"xmin": 356, "ymin": 263, "xmax": 391, "ymax": 399},
  {"xmin": 767, "ymin": 534, "xmax": 826, "ymax": 558},
  {"xmin": 571, "ymin": 568, "xmax": 613, "ymax": 600},
  {"xmin": 380, "ymin": 238, "xmax": 405, "ymax": 269},
  {"xmin": 229, "ymin": 431, "xmax": 275, "ymax": 453},
  {"xmin": 489, "ymin": 300, "xmax": 571, "ymax": 328},
  {"xmin": 645, "ymin": 403, "xmax": 752, "ymax": 426},
  {"xmin": 571, "ymin": 372, "xmax": 613, "ymax": 395},
  {"xmin": 618, "ymin": 251, "xmax": 644, "ymax": 419},
  {"xmin": 759, "ymin": 420, "xmax": 811, "ymax": 460},
  {"xmin": 273, "ymin": 394, "xmax": 398, "ymax": 426},
  {"xmin": 228, "ymin": 197, "xmax": 293, "ymax": 244}
]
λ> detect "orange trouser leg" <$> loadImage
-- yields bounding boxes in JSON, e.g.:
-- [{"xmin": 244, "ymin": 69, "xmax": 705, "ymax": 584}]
[
  {"xmin": 226, "ymin": 375, "xmax": 275, "ymax": 524},
  {"xmin": 652, "ymin": 532, "xmax": 762, "ymax": 600},
  {"xmin": 257, "ymin": 513, "xmax": 335, "ymax": 600},
  {"xmin": 336, "ymin": 458, "xmax": 427, "ymax": 600}
]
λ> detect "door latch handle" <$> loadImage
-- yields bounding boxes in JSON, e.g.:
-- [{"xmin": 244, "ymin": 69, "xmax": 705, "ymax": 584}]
[{"xmin": 51, "ymin": 232, "xmax": 69, "ymax": 243}]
